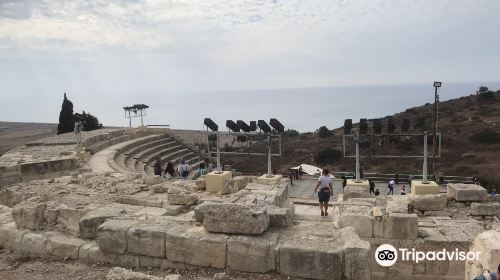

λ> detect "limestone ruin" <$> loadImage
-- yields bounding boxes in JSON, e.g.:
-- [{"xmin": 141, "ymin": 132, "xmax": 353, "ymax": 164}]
[{"xmin": 0, "ymin": 127, "xmax": 499, "ymax": 279}]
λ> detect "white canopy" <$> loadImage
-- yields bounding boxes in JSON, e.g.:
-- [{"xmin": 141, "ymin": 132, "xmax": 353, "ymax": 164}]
[{"xmin": 290, "ymin": 164, "xmax": 335, "ymax": 178}]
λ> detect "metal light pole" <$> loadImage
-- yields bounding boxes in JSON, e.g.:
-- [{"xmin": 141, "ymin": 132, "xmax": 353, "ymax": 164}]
[
  {"xmin": 432, "ymin": 81, "xmax": 442, "ymax": 174},
  {"xmin": 216, "ymin": 132, "xmax": 222, "ymax": 174},
  {"xmin": 355, "ymin": 132, "xmax": 361, "ymax": 183},
  {"xmin": 423, "ymin": 131, "xmax": 429, "ymax": 184},
  {"xmin": 267, "ymin": 135, "xmax": 272, "ymax": 177}
]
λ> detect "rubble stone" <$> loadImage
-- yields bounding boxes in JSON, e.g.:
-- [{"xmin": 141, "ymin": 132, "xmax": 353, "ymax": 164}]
[
  {"xmin": 470, "ymin": 202, "xmax": 500, "ymax": 216},
  {"xmin": 227, "ymin": 232, "xmax": 278, "ymax": 273},
  {"xmin": 97, "ymin": 219, "xmax": 138, "ymax": 254},
  {"xmin": 11, "ymin": 201, "xmax": 47, "ymax": 230},
  {"xmin": 409, "ymin": 193, "xmax": 448, "ymax": 211},
  {"xmin": 194, "ymin": 201, "xmax": 269, "ymax": 234},
  {"xmin": 167, "ymin": 186, "xmax": 198, "ymax": 205}
]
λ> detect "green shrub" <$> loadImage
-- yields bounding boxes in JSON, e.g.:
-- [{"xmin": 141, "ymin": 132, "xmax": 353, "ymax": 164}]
[
  {"xmin": 315, "ymin": 148, "xmax": 343, "ymax": 164},
  {"xmin": 469, "ymin": 130, "xmax": 500, "ymax": 144},
  {"xmin": 317, "ymin": 126, "xmax": 333, "ymax": 138}
]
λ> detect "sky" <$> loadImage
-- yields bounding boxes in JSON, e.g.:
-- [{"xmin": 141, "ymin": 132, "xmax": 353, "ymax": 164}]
[{"xmin": 0, "ymin": 0, "xmax": 499, "ymax": 130}]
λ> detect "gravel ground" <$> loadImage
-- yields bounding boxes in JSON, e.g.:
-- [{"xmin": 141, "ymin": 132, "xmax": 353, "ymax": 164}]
[{"xmin": 0, "ymin": 250, "xmax": 289, "ymax": 280}]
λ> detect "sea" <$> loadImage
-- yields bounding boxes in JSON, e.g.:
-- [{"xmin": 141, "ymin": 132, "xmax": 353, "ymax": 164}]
[
  {"xmin": 2, "ymin": 81, "xmax": 500, "ymax": 133},
  {"xmin": 138, "ymin": 81, "xmax": 500, "ymax": 132}
]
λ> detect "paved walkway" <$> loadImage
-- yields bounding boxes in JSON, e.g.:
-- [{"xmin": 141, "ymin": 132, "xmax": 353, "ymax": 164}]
[{"xmin": 88, "ymin": 136, "xmax": 155, "ymax": 175}]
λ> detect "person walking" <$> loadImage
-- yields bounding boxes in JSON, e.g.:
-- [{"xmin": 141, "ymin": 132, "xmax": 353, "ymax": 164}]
[
  {"xmin": 153, "ymin": 157, "xmax": 162, "ymax": 176},
  {"xmin": 314, "ymin": 169, "xmax": 333, "ymax": 217},
  {"xmin": 369, "ymin": 180, "xmax": 375, "ymax": 195},
  {"xmin": 164, "ymin": 161, "xmax": 175, "ymax": 178},
  {"xmin": 341, "ymin": 174, "xmax": 347, "ymax": 190},
  {"xmin": 387, "ymin": 179, "xmax": 395, "ymax": 195},
  {"xmin": 177, "ymin": 160, "xmax": 190, "ymax": 179}
]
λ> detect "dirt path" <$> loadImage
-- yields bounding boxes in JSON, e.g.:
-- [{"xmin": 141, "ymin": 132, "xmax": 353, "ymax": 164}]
[{"xmin": 0, "ymin": 251, "xmax": 288, "ymax": 280}]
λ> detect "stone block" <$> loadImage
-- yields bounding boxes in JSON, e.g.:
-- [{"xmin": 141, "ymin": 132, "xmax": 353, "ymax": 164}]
[
  {"xmin": 142, "ymin": 175, "xmax": 163, "ymax": 186},
  {"xmin": 341, "ymin": 213, "xmax": 373, "ymax": 238},
  {"xmin": 277, "ymin": 224, "xmax": 345, "ymax": 279},
  {"xmin": 268, "ymin": 204, "xmax": 294, "ymax": 228},
  {"xmin": 230, "ymin": 176, "xmax": 256, "ymax": 192},
  {"xmin": 79, "ymin": 241, "xmax": 118, "ymax": 265},
  {"xmin": 206, "ymin": 171, "xmax": 232, "ymax": 193},
  {"xmin": 46, "ymin": 233, "xmax": 85, "ymax": 259},
  {"xmin": 97, "ymin": 219, "xmax": 138, "ymax": 254},
  {"xmin": 409, "ymin": 193, "xmax": 448, "ymax": 211},
  {"xmin": 195, "ymin": 177, "xmax": 206, "ymax": 190},
  {"xmin": 165, "ymin": 224, "xmax": 228, "ymax": 268},
  {"xmin": 411, "ymin": 180, "xmax": 439, "ymax": 195},
  {"xmin": 227, "ymin": 232, "xmax": 278, "ymax": 273},
  {"xmin": 0, "ymin": 222, "xmax": 26, "ymax": 250},
  {"xmin": 255, "ymin": 174, "xmax": 282, "ymax": 185},
  {"xmin": 57, "ymin": 207, "xmax": 88, "ymax": 236},
  {"xmin": 465, "ymin": 229, "xmax": 500, "ymax": 280},
  {"xmin": 11, "ymin": 201, "xmax": 47, "ymax": 230},
  {"xmin": 341, "ymin": 228, "xmax": 372, "ymax": 280},
  {"xmin": 194, "ymin": 201, "xmax": 269, "ymax": 234},
  {"xmin": 344, "ymin": 180, "xmax": 370, "ymax": 199},
  {"xmin": 79, "ymin": 203, "xmax": 143, "ymax": 239},
  {"xmin": 470, "ymin": 202, "xmax": 500, "ymax": 216},
  {"xmin": 447, "ymin": 183, "xmax": 487, "ymax": 202},
  {"xmin": 384, "ymin": 213, "xmax": 418, "ymax": 239},
  {"xmin": 127, "ymin": 222, "xmax": 168, "ymax": 258},
  {"xmin": 167, "ymin": 186, "xmax": 198, "ymax": 205},
  {"xmin": 0, "ymin": 187, "xmax": 23, "ymax": 207},
  {"xmin": 20, "ymin": 232, "xmax": 48, "ymax": 257}
]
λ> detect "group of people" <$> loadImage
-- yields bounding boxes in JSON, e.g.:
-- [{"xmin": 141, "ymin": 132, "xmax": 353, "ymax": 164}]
[{"xmin": 153, "ymin": 158, "xmax": 215, "ymax": 179}]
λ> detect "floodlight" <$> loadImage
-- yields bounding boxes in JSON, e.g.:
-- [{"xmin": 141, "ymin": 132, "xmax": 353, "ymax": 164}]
[
  {"xmin": 433, "ymin": 81, "xmax": 442, "ymax": 88},
  {"xmin": 344, "ymin": 119, "xmax": 352, "ymax": 134},
  {"xmin": 359, "ymin": 119, "xmax": 368, "ymax": 134},
  {"xmin": 249, "ymin": 121, "xmax": 257, "ymax": 132},
  {"xmin": 269, "ymin": 118, "xmax": 284, "ymax": 133},
  {"xmin": 204, "ymin": 118, "xmax": 218, "ymax": 132},
  {"xmin": 237, "ymin": 120, "xmax": 251, "ymax": 133},
  {"xmin": 387, "ymin": 116, "xmax": 396, "ymax": 133},
  {"xmin": 258, "ymin": 120, "xmax": 272, "ymax": 133},
  {"xmin": 226, "ymin": 120, "xmax": 240, "ymax": 132},
  {"xmin": 373, "ymin": 119, "xmax": 382, "ymax": 134}
]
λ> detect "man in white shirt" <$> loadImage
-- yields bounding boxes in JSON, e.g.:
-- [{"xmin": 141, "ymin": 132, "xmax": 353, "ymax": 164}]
[
  {"xmin": 314, "ymin": 169, "xmax": 333, "ymax": 216},
  {"xmin": 177, "ymin": 160, "xmax": 190, "ymax": 179}
]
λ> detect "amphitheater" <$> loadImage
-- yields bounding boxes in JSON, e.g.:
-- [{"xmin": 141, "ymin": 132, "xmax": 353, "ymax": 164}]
[{"xmin": 0, "ymin": 127, "xmax": 499, "ymax": 280}]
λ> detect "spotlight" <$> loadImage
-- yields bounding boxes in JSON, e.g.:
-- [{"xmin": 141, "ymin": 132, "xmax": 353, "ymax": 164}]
[
  {"xmin": 258, "ymin": 120, "xmax": 272, "ymax": 133},
  {"xmin": 344, "ymin": 119, "xmax": 352, "ymax": 134},
  {"xmin": 269, "ymin": 118, "xmax": 284, "ymax": 133},
  {"xmin": 249, "ymin": 121, "xmax": 257, "ymax": 132},
  {"xmin": 204, "ymin": 118, "xmax": 218, "ymax": 132},
  {"xmin": 237, "ymin": 120, "xmax": 251, "ymax": 133},
  {"xmin": 226, "ymin": 120, "xmax": 240, "ymax": 132}
]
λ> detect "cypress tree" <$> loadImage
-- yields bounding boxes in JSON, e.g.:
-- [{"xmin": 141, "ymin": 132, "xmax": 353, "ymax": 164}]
[{"xmin": 57, "ymin": 93, "xmax": 75, "ymax": 134}]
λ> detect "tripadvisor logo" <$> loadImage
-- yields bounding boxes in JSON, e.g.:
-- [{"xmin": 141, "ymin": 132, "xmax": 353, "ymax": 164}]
[{"xmin": 375, "ymin": 244, "xmax": 481, "ymax": 267}]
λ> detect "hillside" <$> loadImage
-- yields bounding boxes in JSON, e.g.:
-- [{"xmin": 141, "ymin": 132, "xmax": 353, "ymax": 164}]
[
  {"xmin": 225, "ymin": 87, "xmax": 500, "ymax": 189},
  {"xmin": 0, "ymin": 122, "xmax": 57, "ymax": 156}
]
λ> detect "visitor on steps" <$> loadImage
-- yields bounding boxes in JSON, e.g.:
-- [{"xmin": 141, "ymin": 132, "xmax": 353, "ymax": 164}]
[
  {"xmin": 314, "ymin": 169, "xmax": 333, "ymax": 217},
  {"xmin": 204, "ymin": 158, "xmax": 214, "ymax": 173},
  {"xmin": 153, "ymin": 158, "xmax": 162, "ymax": 176},
  {"xmin": 198, "ymin": 162, "xmax": 206, "ymax": 176},
  {"xmin": 177, "ymin": 160, "xmax": 190, "ymax": 179},
  {"xmin": 164, "ymin": 161, "xmax": 175, "ymax": 178},
  {"xmin": 387, "ymin": 179, "xmax": 395, "ymax": 195}
]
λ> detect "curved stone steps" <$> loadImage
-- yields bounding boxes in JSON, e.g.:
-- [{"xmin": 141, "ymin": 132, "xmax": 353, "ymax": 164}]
[
  {"xmin": 136, "ymin": 148, "xmax": 190, "ymax": 173},
  {"xmin": 132, "ymin": 145, "xmax": 185, "ymax": 171},
  {"xmin": 112, "ymin": 135, "xmax": 166, "ymax": 170},
  {"xmin": 119, "ymin": 135, "xmax": 166, "ymax": 156},
  {"xmin": 127, "ymin": 141, "xmax": 178, "ymax": 167},
  {"xmin": 87, "ymin": 134, "xmax": 133, "ymax": 155},
  {"xmin": 142, "ymin": 149, "xmax": 196, "ymax": 174},
  {"xmin": 122, "ymin": 137, "xmax": 172, "ymax": 162}
]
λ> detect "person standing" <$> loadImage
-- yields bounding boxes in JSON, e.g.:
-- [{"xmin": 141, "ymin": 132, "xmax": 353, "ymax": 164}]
[
  {"xmin": 164, "ymin": 161, "xmax": 175, "ymax": 178},
  {"xmin": 204, "ymin": 159, "xmax": 214, "ymax": 173},
  {"xmin": 198, "ymin": 162, "xmax": 206, "ymax": 176},
  {"xmin": 177, "ymin": 160, "xmax": 190, "ymax": 179},
  {"xmin": 341, "ymin": 174, "xmax": 347, "ymax": 190},
  {"xmin": 153, "ymin": 157, "xmax": 162, "ymax": 176},
  {"xmin": 387, "ymin": 179, "xmax": 395, "ymax": 195},
  {"xmin": 401, "ymin": 185, "xmax": 406, "ymax": 195},
  {"xmin": 314, "ymin": 169, "xmax": 333, "ymax": 217}
]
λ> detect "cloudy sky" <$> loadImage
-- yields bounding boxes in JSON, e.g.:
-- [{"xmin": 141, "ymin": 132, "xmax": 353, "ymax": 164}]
[{"xmin": 1, "ymin": 0, "xmax": 499, "ymax": 128}]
